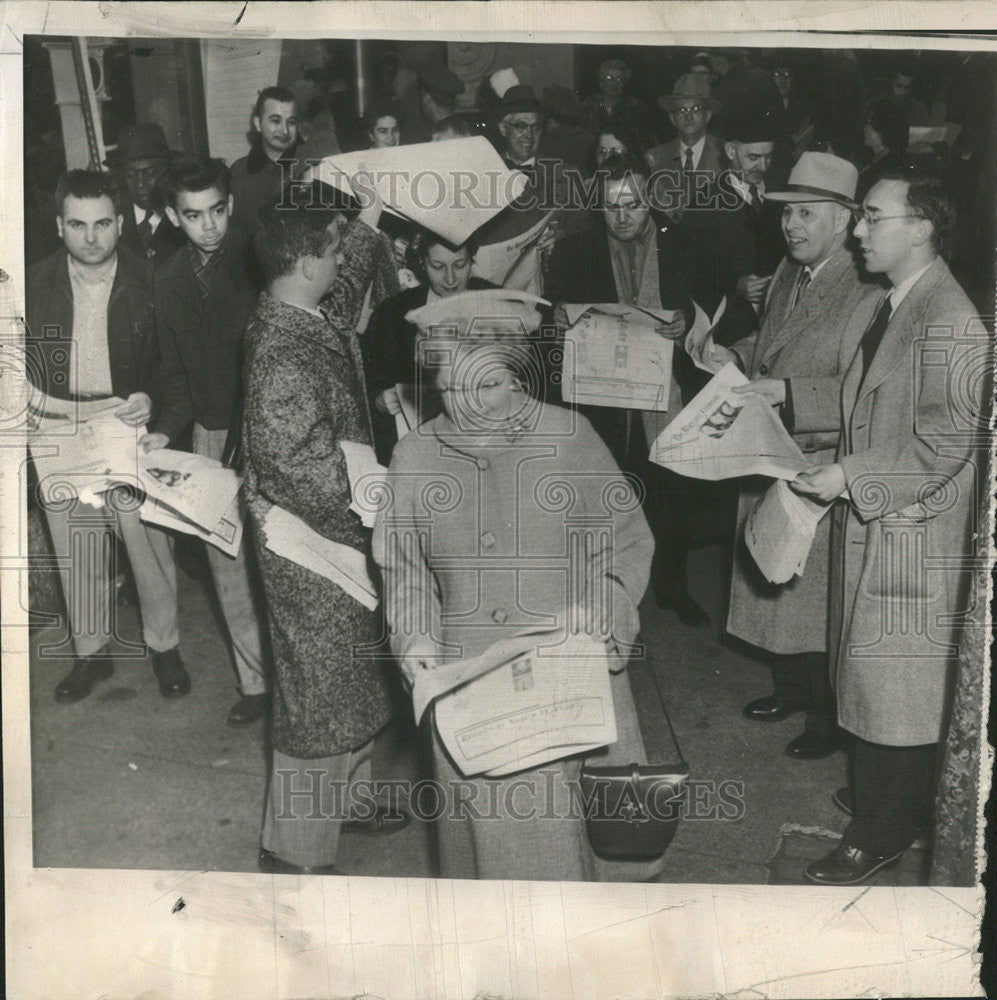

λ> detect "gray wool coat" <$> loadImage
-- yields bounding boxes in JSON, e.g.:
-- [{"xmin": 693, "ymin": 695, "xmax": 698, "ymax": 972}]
[
  {"xmin": 831, "ymin": 256, "xmax": 989, "ymax": 746},
  {"xmin": 243, "ymin": 221, "xmax": 394, "ymax": 758},
  {"xmin": 726, "ymin": 245, "xmax": 880, "ymax": 654}
]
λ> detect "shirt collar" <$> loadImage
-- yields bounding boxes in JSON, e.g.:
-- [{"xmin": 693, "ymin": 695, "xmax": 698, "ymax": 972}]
[
  {"xmin": 133, "ymin": 204, "xmax": 161, "ymax": 228},
  {"xmin": 681, "ymin": 135, "xmax": 707, "ymax": 160},
  {"xmin": 67, "ymin": 252, "xmax": 117, "ymax": 287},
  {"xmin": 729, "ymin": 174, "xmax": 765, "ymax": 204},
  {"xmin": 889, "ymin": 259, "xmax": 935, "ymax": 311},
  {"xmin": 803, "ymin": 255, "xmax": 834, "ymax": 281}
]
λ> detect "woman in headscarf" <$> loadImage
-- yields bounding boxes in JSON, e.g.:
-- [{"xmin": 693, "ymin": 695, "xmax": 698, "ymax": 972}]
[{"xmin": 372, "ymin": 290, "xmax": 664, "ymax": 882}]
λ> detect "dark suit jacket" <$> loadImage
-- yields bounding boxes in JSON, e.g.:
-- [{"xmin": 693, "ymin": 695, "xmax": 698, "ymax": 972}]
[
  {"xmin": 25, "ymin": 247, "xmax": 158, "ymax": 403},
  {"xmin": 119, "ymin": 207, "xmax": 187, "ymax": 269},
  {"xmin": 151, "ymin": 229, "xmax": 260, "ymax": 442}
]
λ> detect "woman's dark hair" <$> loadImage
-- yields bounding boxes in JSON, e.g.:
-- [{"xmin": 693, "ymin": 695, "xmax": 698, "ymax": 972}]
[
  {"xmin": 866, "ymin": 98, "xmax": 909, "ymax": 154},
  {"xmin": 363, "ymin": 104, "xmax": 402, "ymax": 137},
  {"xmin": 586, "ymin": 126, "xmax": 648, "ymax": 175},
  {"xmin": 409, "ymin": 228, "xmax": 479, "ymax": 283}
]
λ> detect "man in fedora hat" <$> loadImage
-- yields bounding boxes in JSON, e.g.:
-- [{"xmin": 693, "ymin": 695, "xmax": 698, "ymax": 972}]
[
  {"xmin": 108, "ymin": 123, "xmax": 186, "ymax": 269},
  {"xmin": 646, "ymin": 74, "xmax": 726, "ymax": 216},
  {"xmin": 704, "ymin": 152, "xmax": 880, "ymax": 759},
  {"xmin": 397, "ymin": 59, "xmax": 465, "ymax": 145}
]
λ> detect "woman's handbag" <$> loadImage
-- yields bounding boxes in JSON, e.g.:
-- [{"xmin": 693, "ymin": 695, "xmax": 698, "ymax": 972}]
[{"xmin": 580, "ymin": 658, "xmax": 688, "ymax": 861}]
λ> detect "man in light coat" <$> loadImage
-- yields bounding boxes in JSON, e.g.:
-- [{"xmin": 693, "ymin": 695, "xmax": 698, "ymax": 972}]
[
  {"xmin": 708, "ymin": 153, "xmax": 880, "ymax": 759},
  {"xmin": 793, "ymin": 172, "xmax": 989, "ymax": 885}
]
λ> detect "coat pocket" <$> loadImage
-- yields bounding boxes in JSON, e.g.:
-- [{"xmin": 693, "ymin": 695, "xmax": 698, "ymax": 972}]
[{"xmin": 860, "ymin": 519, "xmax": 941, "ymax": 604}]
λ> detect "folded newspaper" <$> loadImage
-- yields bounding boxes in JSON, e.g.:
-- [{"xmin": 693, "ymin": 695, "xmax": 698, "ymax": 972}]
[
  {"xmin": 561, "ymin": 303, "xmax": 677, "ymax": 412},
  {"xmin": 649, "ymin": 363, "xmax": 809, "ymax": 481},
  {"xmin": 745, "ymin": 479, "xmax": 832, "ymax": 584},
  {"xmin": 413, "ymin": 628, "xmax": 617, "ymax": 778},
  {"xmin": 339, "ymin": 440, "xmax": 387, "ymax": 529},
  {"xmin": 684, "ymin": 297, "xmax": 728, "ymax": 374}
]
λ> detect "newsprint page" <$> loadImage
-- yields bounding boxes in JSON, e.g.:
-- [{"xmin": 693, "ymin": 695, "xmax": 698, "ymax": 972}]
[{"xmin": 1, "ymin": 3, "xmax": 994, "ymax": 998}]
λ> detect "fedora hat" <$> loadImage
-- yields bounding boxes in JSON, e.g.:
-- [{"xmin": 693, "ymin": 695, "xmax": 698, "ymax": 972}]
[
  {"xmin": 497, "ymin": 85, "xmax": 543, "ymax": 118},
  {"xmin": 763, "ymin": 152, "xmax": 859, "ymax": 208},
  {"xmin": 105, "ymin": 122, "xmax": 173, "ymax": 166},
  {"xmin": 658, "ymin": 74, "xmax": 722, "ymax": 114}
]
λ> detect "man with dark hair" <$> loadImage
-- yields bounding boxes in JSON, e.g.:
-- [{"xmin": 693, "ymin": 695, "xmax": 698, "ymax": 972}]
[
  {"xmin": 143, "ymin": 154, "xmax": 269, "ymax": 725},
  {"xmin": 546, "ymin": 154, "xmax": 713, "ymax": 627},
  {"xmin": 26, "ymin": 169, "xmax": 187, "ymax": 702},
  {"xmin": 244, "ymin": 179, "xmax": 405, "ymax": 875},
  {"xmin": 107, "ymin": 123, "xmax": 186, "ymax": 268},
  {"xmin": 229, "ymin": 85, "xmax": 300, "ymax": 233},
  {"xmin": 793, "ymin": 171, "xmax": 989, "ymax": 884},
  {"xmin": 430, "ymin": 114, "xmax": 474, "ymax": 142}
]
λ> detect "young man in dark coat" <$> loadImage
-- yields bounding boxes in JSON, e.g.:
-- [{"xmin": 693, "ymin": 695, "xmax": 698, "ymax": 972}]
[
  {"xmin": 26, "ymin": 170, "xmax": 187, "ymax": 702},
  {"xmin": 244, "ymin": 180, "xmax": 403, "ymax": 875},
  {"xmin": 143, "ymin": 155, "xmax": 269, "ymax": 725}
]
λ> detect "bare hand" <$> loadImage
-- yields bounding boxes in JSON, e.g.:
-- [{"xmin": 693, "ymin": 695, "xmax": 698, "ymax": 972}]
[
  {"xmin": 704, "ymin": 343, "xmax": 737, "ymax": 369},
  {"xmin": 536, "ymin": 222, "xmax": 560, "ymax": 254},
  {"xmin": 732, "ymin": 377, "xmax": 785, "ymax": 407},
  {"xmin": 115, "ymin": 392, "xmax": 152, "ymax": 426},
  {"xmin": 351, "ymin": 162, "xmax": 383, "ymax": 230},
  {"xmin": 656, "ymin": 315, "xmax": 686, "ymax": 341},
  {"xmin": 553, "ymin": 303, "xmax": 570, "ymax": 330},
  {"xmin": 791, "ymin": 463, "xmax": 846, "ymax": 503},
  {"xmin": 736, "ymin": 274, "xmax": 772, "ymax": 305},
  {"xmin": 138, "ymin": 432, "xmax": 169, "ymax": 453},
  {"xmin": 375, "ymin": 387, "xmax": 402, "ymax": 415}
]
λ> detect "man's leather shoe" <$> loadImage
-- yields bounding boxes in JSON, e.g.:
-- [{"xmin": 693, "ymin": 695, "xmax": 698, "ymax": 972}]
[
  {"xmin": 153, "ymin": 648, "xmax": 191, "ymax": 698},
  {"xmin": 804, "ymin": 843, "xmax": 902, "ymax": 885},
  {"xmin": 784, "ymin": 730, "xmax": 841, "ymax": 760},
  {"xmin": 227, "ymin": 693, "xmax": 268, "ymax": 725},
  {"xmin": 742, "ymin": 695, "xmax": 807, "ymax": 722},
  {"xmin": 344, "ymin": 805, "xmax": 412, "ymax": 837},
  {"xmin": 257, "ymin": 847, "xmax": 341, "ymax": 876},
  {"xmin": 54, "ymin": 653, "xmax": 114, "ymax": 703},
  {"xmin": 832, "ymin": 786, "xmax": 855, "ymax": 816},
  {"xmin": 656, "ymin": 590, "xmax": 710, "ymax": 628}
]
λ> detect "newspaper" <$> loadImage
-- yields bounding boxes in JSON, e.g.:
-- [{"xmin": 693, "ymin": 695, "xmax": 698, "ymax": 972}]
[
  {"xmin": 685, "ymin": 296, "xmax": 728, "ymax": 373},
  {"xmin": 339, "ymin": 440, "xmax": 388, "ymax": 528},
  {"xmin": 140, "ymin": 493, "xmax": 243, "ymax": 559},
  {"xmin": 303, "ymin": 136, "xmax": 528, "ymax": 246},
  {"xmin": 649, "ymin": 363, "xmax": 809, "ymax": 480},
  {"xmin": 561, "ymin": 304, "xmax": 677, "ymax": 412},
  {"xmin": 27, "ymin": 395, "xmax": 144, "ymax": 505},
  {"xmin": 393, "ymin": 382, "xmax": 420, "ymax": 442},
  {"xmin": 472, "ymin": 209, "xmax": 558, "ymax": 293},
  {"xmin": 136, "ymin": 449, "xmax": 241, "ymax": 534},
  {"xmin": 260, "ymin": 504, "xmax": 378, "ymax": 610},
  {"xmin": 426, "ymin": 631, "xmax": 617, "ymax": 778},
  {"xmin": 744, "ymin": 479, "xmax": 832, "ymax": 584}
]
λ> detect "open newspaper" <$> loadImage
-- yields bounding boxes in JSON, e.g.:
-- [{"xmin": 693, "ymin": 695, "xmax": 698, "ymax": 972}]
[
  {"xmin": 472, "ymin": 209, "xmax": 559, "ymax": 294},
  {"xmin": 303, "ymin": 136, "xmax": 528, "ymax": 246},
  {"xmin": 561, "ymin": 303, "xmax": 677, "ymax": 412},
  {"xmin": 745, "ymin": 479, "xmax": 833, "ymax": 584},
  {"xmin": 649, "ymin": 363, "xmax": 809, "ymax": 480},
  {"xmin": 414, "ymin": 628, "xmax": 617, "ymax": 778}
]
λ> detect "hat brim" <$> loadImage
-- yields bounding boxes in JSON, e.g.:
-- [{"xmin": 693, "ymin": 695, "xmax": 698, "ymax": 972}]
[
  {"xmin": 498, "ymin": 102, "xmax": 544, "ymax": 117},
  {"xmin": 763, "ymin": 189, "xmax": 858, "ymax": 210},
  {"xmin": 658, "ymin": 95, "xmax": 722, "ymax": 114}
]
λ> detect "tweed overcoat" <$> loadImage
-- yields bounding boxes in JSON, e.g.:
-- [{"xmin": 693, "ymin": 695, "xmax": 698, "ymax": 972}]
[
  {"xmin": 830, "ymin": 256, "xmax": 989, "ymax": 746},
  {"xmin": 372, "ymin": 403, "xmax": 659, "ymax": 881},
  {"xmin": 242, "ymin": 221, "xmax": 393, "ymax": 758},
  {"xmin": 726, "ymin": 245, "xmax": 881, "ymax": 654}
]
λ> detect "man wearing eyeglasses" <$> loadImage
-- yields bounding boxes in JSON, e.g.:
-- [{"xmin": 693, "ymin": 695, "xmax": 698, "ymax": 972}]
[
  {"xmin": 791, "ymin": 172, "xmax": 989, "ymax": 885},
  {"xmin": 579, "ymin": 58, "xmax": 653, "ymax": 144}
]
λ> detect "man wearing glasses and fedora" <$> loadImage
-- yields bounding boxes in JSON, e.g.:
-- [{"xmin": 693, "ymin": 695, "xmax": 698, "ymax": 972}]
[{"xmin": 706, "ymin": 152, "xmax": 880, "ymax": 762}]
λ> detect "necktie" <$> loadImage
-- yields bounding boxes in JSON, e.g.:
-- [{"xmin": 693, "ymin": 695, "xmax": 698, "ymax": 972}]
[
  {"xmin": 137, "ymin": 210, "xmax": 153, "ymax": 256},
  {"xmin": 748, "ymin": 184, "xmax": 762, "ymax": 213},
  {"xmin": 684, "ymin": 147, "xmax": 694, "ymax": 172},
  {"xmin": 791, "ymin": 267, "xmax": 812, "ymax": 310},
  {"xmin": 859, "ymin": 295, "xmax": 893, "ymax": 383}
]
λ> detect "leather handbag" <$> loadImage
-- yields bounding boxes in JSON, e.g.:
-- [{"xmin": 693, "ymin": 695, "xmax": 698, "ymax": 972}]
[{"xmin": 580, "ymin": 658, "xmax": 688, "ymax": 861}]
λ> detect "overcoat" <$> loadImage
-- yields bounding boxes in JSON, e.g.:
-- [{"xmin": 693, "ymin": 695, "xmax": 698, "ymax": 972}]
[
  {"xmin": 726, "ymin": 245, "xmax": 880, "ymax": 654},
  {"xmin": 372, "ymin": 403, "xmax": 659, "ymax": 881},
  {"xmin": 242, "ymin": 221, "xmax": 394, "ymax": 758},
  {"xmin": 830, "ymin": 256, "xmax": 988, "ymax": 746}
]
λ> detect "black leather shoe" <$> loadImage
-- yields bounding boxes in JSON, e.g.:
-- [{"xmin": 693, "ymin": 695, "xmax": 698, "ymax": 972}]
[
  {"xmin": 742, "ymin": 695, "xmax": 808, "ymax": 722},
  {"xmin": 257, "ymin": 847, "xmax": 341, "ymax": 876},
  {"xmin": 656, "ymin": 590, "xmax": 710, "ymax": 627},
  {"xmin": 804, "ymin": 843, "xmax": 902, "ymax": 885},
  {"xmin": 54, "ymin": 653, "xmax": 114, "ymax": 703},
  {"xmin": 227, "ymin": 693, "xmax": 268, "ymax": 725},
  {"xmin": 344, "ymin": 805, "xmax": 412, "ymax": 837},
  {"xmin": 832, "ymin": 786, "xmax": 855, "ymax": 816},
  {"xmin": 784, "ymin": 730, "xmax": 841, "ymax": 760},
  {"xmin": 153, "ymin": 648, "xmax": 191, "ymax": 698}
]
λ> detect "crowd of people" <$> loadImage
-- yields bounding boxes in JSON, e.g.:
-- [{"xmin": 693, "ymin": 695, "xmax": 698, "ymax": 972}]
[{"xmin": 25, "ymin": 46, "xmax": 991, "ymax": 885}]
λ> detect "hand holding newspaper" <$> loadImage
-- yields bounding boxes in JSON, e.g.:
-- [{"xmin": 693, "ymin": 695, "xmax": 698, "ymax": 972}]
[
  {"xmin": 561, "ymin": 303, "xmax": 678, "ymax": 412},
  {"xmin": 649, "ymin": 363, "xmax": 810, "ymax": 480},
  {"xmin": 745, "ymin": 479, "xmax": 833, "ymax": 583},
  {"xmin": 339, "ymin": 440, "xmax": 388, "ymax": 528},
  {"xmin": 473, "ymin": 209, "xmax": 559, "ymax": 293},
  {"xmin": 684, "ymin": 297, "xmax": 728, "ymax": 373}
]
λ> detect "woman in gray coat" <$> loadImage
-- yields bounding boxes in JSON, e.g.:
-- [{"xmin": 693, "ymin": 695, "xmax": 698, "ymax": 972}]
[{"xmin": 372, "ymin": 291, "xmax": 663, "ymax": 882}]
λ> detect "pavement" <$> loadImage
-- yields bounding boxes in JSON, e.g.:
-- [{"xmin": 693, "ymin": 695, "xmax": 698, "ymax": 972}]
[{"xmin": 28, "ymin": 538, "xmax": 913, "ymax": 886}]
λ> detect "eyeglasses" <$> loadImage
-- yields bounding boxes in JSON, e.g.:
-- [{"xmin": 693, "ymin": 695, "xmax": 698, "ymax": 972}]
[
  {"xmin": 504, "ymin": 121, "xmax": 544, "ymax": 135},
  {"xmin": 674, "ymin": 105, "xmax": 707, "ymax": 116},
  {"xmin": 856, "ymin": 211, "xmax": 922, "ymax": 228}
]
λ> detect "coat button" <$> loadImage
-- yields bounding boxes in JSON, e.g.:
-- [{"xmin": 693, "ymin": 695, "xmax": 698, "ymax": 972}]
[
  {"xmin": 758, "ymin": 364, "xmax": 769, "ymax": 375},
  {"xmin": 491, "ymin": 608, "xmax": 508, "ymax": 624},
  {"xmin": 481, "ymin": 531, "xmax": 496, "ymax": 549}
]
